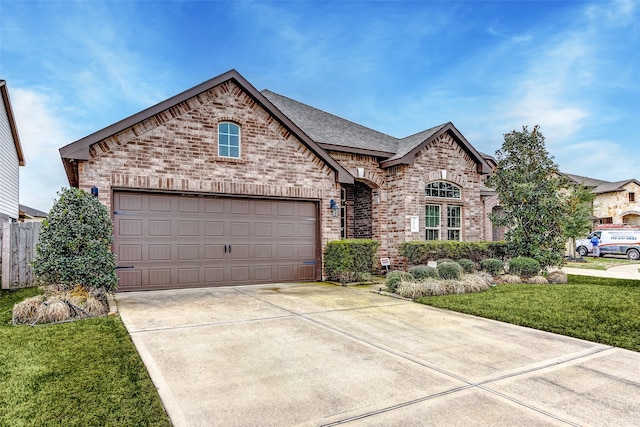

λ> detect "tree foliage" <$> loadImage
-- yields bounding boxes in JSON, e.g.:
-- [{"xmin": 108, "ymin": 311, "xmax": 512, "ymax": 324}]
[
  {"xmin": 485, "ymin": 126, "xmax": 568, "ymax": 268},
  {"xmin": 562, "ymin": 184, "xmax": 596, "ymax": 258},
  {"xmin": 33, "ymin": 188, "xmax": 118, "ymax": 291}
]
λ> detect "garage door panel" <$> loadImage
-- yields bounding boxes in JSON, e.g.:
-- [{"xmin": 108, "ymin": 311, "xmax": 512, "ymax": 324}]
[
  {"xmin": 149, "ymin": 244, "xmax": 172, "ymax": 260},
  {"xmin": 118, "ymin": 270, "xmax": 142, "ymax": 288},
  {"xmin": 204, "ymin": 245, "xmax": 225, "ymax": 259},
  {"xmin": 114, "ymin": 192, "xmax": 318, "ymax": 291},
  {"xmin": 149, "ymin": 196, "xmax": 172, "ymax": 212},
  {"xmin": 149, "ymin": 220, "xmax": 171, "ymax": 236},
  {"xmin": 149, "ymin": 269, "xmax": 172, "ymax": 286},
  {"xmin": 204, "ymin": 221, "xmax": 224, "ymax": 236},
  {"xmin": 178, "ymin": 221, "xmax": 199, "ymax": 236}
]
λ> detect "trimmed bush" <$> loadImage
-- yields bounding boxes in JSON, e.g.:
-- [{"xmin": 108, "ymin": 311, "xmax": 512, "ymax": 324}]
[
  {"xmin": 497, "ymin": 274, "xmax": 522, "ymax": 284},
  {"xmin": 324, "ymin": 239, "xmax": 380, "ymax": 283},
  {"xmin": 436, "ymin": 258, "xmax": 455, "ymax": 265},
  {"xmin": 526, "ymin": 275, "xmax": 549, "ymax": 284},
  {"xmin": 480, "ymin": 258, "xmax": 504, "ymax": 276},
  {"xmin": 508, "ymin": 257, "xmax": 541, "ymax": 277},
  {"xmin": 437, "ymin": 261, "xmax": 463, "ymax": 280},
  {"xmin": 386, "ymin": 271, "xmax": 413, "ymax": 292},
  {"xmin": 32, "ymin": 188, "xmax": 117, "ymax": 291},
  {"xmin": 408, "ymin": 265, "xmax": 439, "ymax": 280},
  {"xmin": 547, "ymin": 270, "xmax": 568, "ymax": 284},
  {"xmin": 456, "ymin": 258, "xmax": 476, "ymax": 274},
  {"xmin": 399, "ymin": 240, "xmax": 507, "ymax": 265}
]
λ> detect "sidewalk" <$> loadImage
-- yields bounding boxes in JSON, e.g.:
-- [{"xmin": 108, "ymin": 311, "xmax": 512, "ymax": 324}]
[{"xmin": 562, "ymin": 263, "xmax": 640, "ymax": 280}]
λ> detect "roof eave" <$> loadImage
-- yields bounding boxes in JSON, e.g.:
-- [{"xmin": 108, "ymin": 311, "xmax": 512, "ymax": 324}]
[
  {"xmin": 59, "ymin": 70, "xmax": 354, "ymax": 185},
  {"xmin": 0, "ymin": 81, "xmax": 25, "ymax": 166}
]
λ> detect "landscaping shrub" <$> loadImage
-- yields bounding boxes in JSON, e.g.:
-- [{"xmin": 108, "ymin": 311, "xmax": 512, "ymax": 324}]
[
  {"xmin": 408, "ymin": 265, "xmax": 439, "ymax": 280},
  {"xmin": 497, "ymin": 274, "xmax": 522, "ymax": 284},
  {"xmin": 456, "ymin": 258, "xmax": 476, "ymax": 274},
  {"xmin": 386, "ymin": 271, "xmax": 413, "ymax": 292},
  {"xmin": 547, "ymin": 270, "xmax": 568, "ymax": 284},
  {"xmin": 508, "ymin": 257, "xmax": 541, "ymax": 277},
  {"xmin": 525, "ymin": 275, "xmax": 549, "ymax": 284},
  {"xmin": 480, "ymin": 258, "xmax": 504, "ymax": 276},
  {"xmin": 324, "ymin": 239, "xmax": 380, "ymax": 283},
  {"xmin": 436, "ymin": 258, "xmax": 455, "ymax": 265},
  {"xmin": 397, "ymin": 274, "xmax": 492, "ymax": 299},
  {"xmin": 399, "ymin": 240, "xmax": 507, "ymax": 265},
  {"xmin": 437, "ymin": 261, "xmax": 463, "ymax": 280},
  {"xmin": 32, "ymin": 188, "xmax": 117, "ymax": 291}
]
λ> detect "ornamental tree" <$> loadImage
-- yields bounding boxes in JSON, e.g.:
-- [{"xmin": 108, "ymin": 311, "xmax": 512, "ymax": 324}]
[
  {"xmin": 562, "ymin": 184, "xmax": 596, "ymax": 259},
  {"xmin": 33, "ymin": 187, "xmax": 117, "ymax": 291},
  {"xmin": 485, "ymin": 126, "xmax": 569, "ymax": 268}
]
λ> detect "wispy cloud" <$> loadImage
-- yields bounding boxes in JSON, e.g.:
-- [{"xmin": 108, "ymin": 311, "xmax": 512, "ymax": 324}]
[{"xmin": 13, "ymin": 88, "xmax": 71, "ymax": 211}]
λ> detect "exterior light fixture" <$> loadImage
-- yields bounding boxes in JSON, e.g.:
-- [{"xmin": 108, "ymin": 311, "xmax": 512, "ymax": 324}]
[
  {"xmin": 329, "ymin": 199, "xmax": 339, "ymax": 217},
  {"xmin": 91, "ymin": 186, "xmax": 99, "ymax": 198}
]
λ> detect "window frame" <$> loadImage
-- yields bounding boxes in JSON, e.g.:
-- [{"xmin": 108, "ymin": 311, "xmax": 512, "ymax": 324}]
[
  {"xmin": 425, "ymin": 204, "xmax": 441, "ymax": 240},
  {"xmin": 425, "ymin": 181, "xmax": 461, "ymax": 199},
  {"xmin": 218, "ymin": 122, "xmax": 241, "ymax": 159},
  {"xmin": 446, "ymin": 205, "xmax": 462, "ymax": 241},
  {"xmin": 630, "ymin": 192, "xmax": 636, "ymax": 202}
]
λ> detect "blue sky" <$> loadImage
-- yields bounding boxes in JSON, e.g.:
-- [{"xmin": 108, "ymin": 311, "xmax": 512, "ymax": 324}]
[{"xmin": 1, "ymin": 0, "xmax": 639, "ymax": 211}]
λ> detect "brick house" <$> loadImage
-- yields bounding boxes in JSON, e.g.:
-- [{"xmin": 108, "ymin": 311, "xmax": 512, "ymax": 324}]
[{"xmin": 60, "ymin": 70, "xmax": 495, "ymax": 291}]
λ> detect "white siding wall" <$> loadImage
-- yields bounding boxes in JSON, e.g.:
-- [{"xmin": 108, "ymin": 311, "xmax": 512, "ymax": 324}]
[{"xmin": 0, "ymin": 98, "xmax": 20, "ymax": 221}]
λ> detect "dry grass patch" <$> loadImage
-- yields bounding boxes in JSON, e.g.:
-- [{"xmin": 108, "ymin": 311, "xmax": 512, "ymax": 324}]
[
  {"xmin": 525, "ymin": 275, "xmax": 549, "ymax": 284},
  {"xmin": 396, "ymin": 273, "xmax": 492, "ymax": 299},
  {"xmin": 12, "ymin": 285, "xmax": 108, "ymax": 325},
  {"xmin": 497, "ymin": 274, "xmax": 522, "ymax": 284},
  {"xmin": 547, "ymin": 270, "xmax": 568, "ymax": 284}
]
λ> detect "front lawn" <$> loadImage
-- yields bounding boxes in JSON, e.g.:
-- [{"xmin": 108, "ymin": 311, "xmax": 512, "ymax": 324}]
[
  {"xmin": 417, "ymin": 275, "xmax": 640, "ymax": 352},
  {"xmin": 564, "ymin": 256, "xmax": 640, "ymax": 270},
  {"xmin": 0, "ymin": 288, "xmax": 171, "ymax": 427}
]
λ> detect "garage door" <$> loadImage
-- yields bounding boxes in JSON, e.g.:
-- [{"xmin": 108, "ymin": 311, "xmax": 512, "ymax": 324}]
[{"xmin": 113, "ymin": 191, "xmax": 319, "ymax": 291}]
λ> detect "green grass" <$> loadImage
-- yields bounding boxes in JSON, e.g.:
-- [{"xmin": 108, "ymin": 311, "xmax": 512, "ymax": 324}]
[
  {"xmin": 417, "ymin": 275, "xmax": 640, "ymax": 351},
  {"xmin": 0, "ymin": 288, "xmax": 171, "ymax": 427},
  {"xmin": 565, "ymin": 256, "xmax": 640, "ymax": 270}
]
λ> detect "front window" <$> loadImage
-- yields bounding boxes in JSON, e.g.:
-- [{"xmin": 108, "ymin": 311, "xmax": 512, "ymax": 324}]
[
  {"xmin": 218, "ymin": 122, "xmax": 240, "ymax": 158},
  {"xmin": 447, "ymin": 206, "xmax": 461, "ymax": 241},
  {"xmin": 425, "ymin": 181, "xmax": 461, "ymax": 199},
  {"xmin": 630, "ymin": 192, "xmax": 636, "ymax": 202},
  {"xmin": 425, "ymin": 205, "xmax": 440, "ymax": 240}
]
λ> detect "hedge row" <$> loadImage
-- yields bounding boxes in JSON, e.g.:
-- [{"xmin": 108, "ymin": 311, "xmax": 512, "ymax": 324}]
[
  {"xmin": 323, "ymin": 239, "xmax": 380, "ymax": 283},
  {"xmin": 399, "ymin": 240, "xmax": 507, "ymax": 266}
]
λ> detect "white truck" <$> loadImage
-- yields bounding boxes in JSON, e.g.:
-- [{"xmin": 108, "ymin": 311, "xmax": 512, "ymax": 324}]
[{"xmin": 576, "ymin": 227, "xmax": 640, "ymax": 260}]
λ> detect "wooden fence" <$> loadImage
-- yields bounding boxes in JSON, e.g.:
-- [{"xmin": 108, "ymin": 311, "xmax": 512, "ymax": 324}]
[{"xmin": 1, "ymin": 222, "xmax": 41, "ymax": 289}]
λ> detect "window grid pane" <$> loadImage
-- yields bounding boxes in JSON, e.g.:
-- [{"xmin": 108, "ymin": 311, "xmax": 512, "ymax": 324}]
[
  {"xmin": 218, "ymin": 123, "xmax": 240, "ymax": 158},
  {"xmin": 425, "ymin": 182, "xmax": 461, "ymax": 199},
  {"xmin": 425, "ymin": 205, "xmax": 440, "ymax": 240},
  {"xmin": 446, "ymin": 206, "xmax": 461, "ymax": 241}
]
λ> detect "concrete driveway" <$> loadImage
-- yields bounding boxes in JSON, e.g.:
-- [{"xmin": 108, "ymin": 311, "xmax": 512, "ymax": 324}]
[{"xmin": 116, "ymin": 283, "xmax": 640, "ymax": 427}]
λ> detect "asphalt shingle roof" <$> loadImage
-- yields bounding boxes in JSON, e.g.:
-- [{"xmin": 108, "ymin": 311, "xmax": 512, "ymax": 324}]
[
  {"xmin": 261, "ymin": 90, "xmax": 398, "ymax": 154},
  {"xmin": 563, "ymin": 173, "xmax": 638, "ymax": 194}
]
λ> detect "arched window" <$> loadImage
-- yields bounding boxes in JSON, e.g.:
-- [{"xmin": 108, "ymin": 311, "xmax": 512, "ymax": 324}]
[
  {"xmin": 218, "ymin": 122, "xmax": 240, "ymax": 158},
  {"xmin": 425, "ymin": 181, "xmax": 461, "ymax": 198}
]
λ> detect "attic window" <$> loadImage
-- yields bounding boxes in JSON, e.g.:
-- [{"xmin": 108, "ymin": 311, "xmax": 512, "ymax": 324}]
[
  {"xmin": 218, "ymin": 122, "xmax": 240, "ymax": 158},
  {"xmin": 630, "ymin": 192, "xmax": 635, "ymax": 202},
  {"xmin": 425, "ymin": 181, "xmax": 461, "ymax": 199}
]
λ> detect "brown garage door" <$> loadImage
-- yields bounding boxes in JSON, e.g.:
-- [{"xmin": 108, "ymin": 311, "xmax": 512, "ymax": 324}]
[{"xmin": 113, "ymin": 191, "xmax": 319, "ymax": 291}]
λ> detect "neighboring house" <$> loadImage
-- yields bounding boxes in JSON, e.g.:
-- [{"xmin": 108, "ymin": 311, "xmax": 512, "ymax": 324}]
[
  {"xmin": 563, "ymin": 173, "xmax": 640, "ymax": 226},
  {"xmin": 59, "ymin": 70, "xmax": 496, "ymax": 291},
  {"xmin": 0, "ymin": 80, "xmax": 25, "ymax": 223},
  {"xmin": 19, "ymin": 204, "xmax": 48, "ymax": 222}
]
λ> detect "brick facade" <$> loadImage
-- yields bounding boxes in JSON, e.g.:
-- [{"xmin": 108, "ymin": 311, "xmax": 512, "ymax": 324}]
[
  {"xmin": 78, "ymin": 81, "xmax": 342, "ymax": 269},
  {"xmin": 63, "ymin": 70, "xmax": 496, "ymax": 281}
]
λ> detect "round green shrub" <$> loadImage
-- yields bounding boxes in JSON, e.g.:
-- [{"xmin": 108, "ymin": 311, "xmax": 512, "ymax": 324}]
[
  {"xmin": 437, "ymin": 262, "xmax": 463, "ymax": 280},
  {"xmin": 33, "ymin": 188, "xmax": 117, "ymax": 292},
  {"xmin": 480, "ymin": 258, "xmax": 504, "ymax": 276},
  {"xmin": 386, "ymin": 271, "xmax": 414, "ymax": 292},
  {"xmin": 456, "ymin": 258, "xmax": 476, "ymax": 274},
  {"xmin": 408, "ymin": 265, "xmax": 439, "ymax": 280},
  {"xmin": 508, "ymin": 257, "xmax": 541, "ymax": 277}
]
